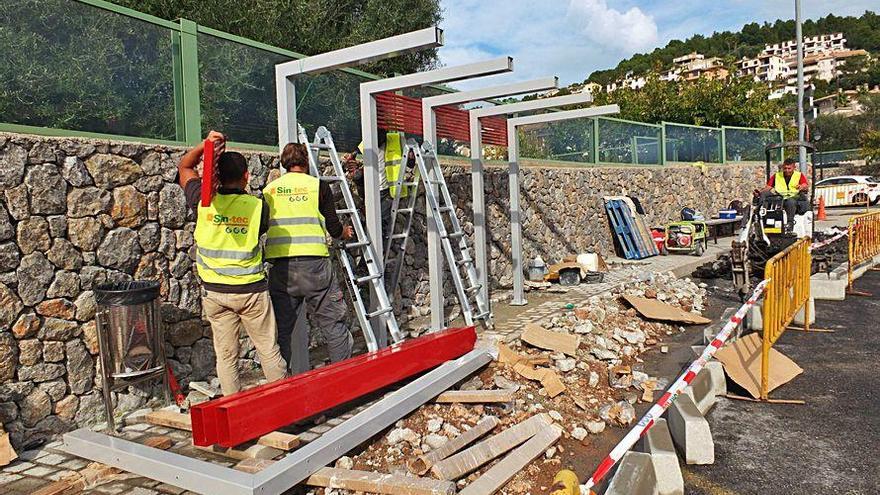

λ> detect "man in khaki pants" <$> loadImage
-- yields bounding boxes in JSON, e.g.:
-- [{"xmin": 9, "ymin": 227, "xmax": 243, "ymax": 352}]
[{"xmin": 178, "ymin": 131, "xmax": 287, "ymax": 395}]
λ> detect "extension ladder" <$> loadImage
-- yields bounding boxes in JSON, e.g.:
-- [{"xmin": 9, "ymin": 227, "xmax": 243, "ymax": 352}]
[
  {"xmin": 298, "ymin": 125, "xmax": 404, "ymax": 351},
  {"xmin": 403, "ymin": 140, "xmax": 491, "ymax": 327}
]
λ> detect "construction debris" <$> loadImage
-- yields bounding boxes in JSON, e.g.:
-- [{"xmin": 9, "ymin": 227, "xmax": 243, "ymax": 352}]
[
  {"xmin": 521, "ymin": 324, "xmax": 580, "ymax": 356},
  {"xmin": 0, "ymin": 430, "xmax": 16, "ymax": 467},
  {"xmin": 408, "ymin": 416, "xmax": 500, "ymax": 475},
  {"xmin": 307, "ymin": 467, "xmax": 457, "ymax": 495},
  {"xmin": 435, "ymin": 389, "xmax": 515, "ymax": 403}
]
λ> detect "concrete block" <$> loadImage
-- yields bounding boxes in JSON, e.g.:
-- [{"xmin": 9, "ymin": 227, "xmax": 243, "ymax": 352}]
[
  {"xmin": 793, "ymin": 297, "xmax": 816, "ymax": 325},
  {"xmin": 605, "ymin": 451, "xmax": 659, "ymax": 495},
  {"xmin": 702, "ymin": 307, "xmax": 736, "ymax": 345},
  {"xmin": 664, "ymin": 394, "xmax": 714, "ymax": 465},
  {"xmin": 748, "ymin": 303, "xmax": 762, "ymax": 331},
  {"xmin": 683, "ymin": 361, "xmax": 726, "ymax": 415},
  {"xmin": 811, "ymin": 273, "xmax": 846, "ymax": 301},
  {"xmin": 635, "ymin": 419, "xmax": 683, "ymax": 495}
]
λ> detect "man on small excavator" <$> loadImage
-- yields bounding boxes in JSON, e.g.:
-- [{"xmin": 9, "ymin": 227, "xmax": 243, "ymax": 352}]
[{"xmin": 754, "ymin": 157, "xmax": 810, "ymax": 234}]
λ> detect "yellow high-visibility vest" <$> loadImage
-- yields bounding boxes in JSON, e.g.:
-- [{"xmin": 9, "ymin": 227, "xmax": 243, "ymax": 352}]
[
  {"xmin": 774, "ymin": 170, "xmax": 803, "ymax": 199},
  {"xmin": 194, "ymin": 194, "xmax": 264, "ymax": 285},
  {"xmin": 358, "ymin": 131, "xmax": 407, "ymax": 198},
  {"xmin": 262, "ymin": 172, "xmax": 328, "ymax": 258}
]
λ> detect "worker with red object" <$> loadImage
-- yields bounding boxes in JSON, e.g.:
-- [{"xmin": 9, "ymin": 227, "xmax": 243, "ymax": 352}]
[
  {"xmin": 263, "ymin": 142, "xmax": 355, "ymax": 373},
  {"xmin": 178, "ymin": 131, "xmax": 288, "ymax": 396}
]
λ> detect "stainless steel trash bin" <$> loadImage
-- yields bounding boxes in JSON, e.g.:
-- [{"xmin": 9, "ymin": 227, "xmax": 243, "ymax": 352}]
[{"xmin": 94, "ymin": 281, "xmax": 169, "ymax": 431}]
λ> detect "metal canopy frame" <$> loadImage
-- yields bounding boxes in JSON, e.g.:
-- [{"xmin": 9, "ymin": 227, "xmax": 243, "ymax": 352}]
[
  {"xmin": 359, "ymin": 56, "xmax": 514, "ymax": 343},
  {"xmin": 505, "ymin": 104, "xmax": 620, "ymax": 304},
  {"xmin": 275, "ymin": 26, "xmax": 443, "ymax": 149},
  {"xmin": 420, "ymin": 77, "xmax": 560, "ymax": 329},
  {"xmin": 62, "ymin": 348, "xmax": 493, "ymax": 495}
]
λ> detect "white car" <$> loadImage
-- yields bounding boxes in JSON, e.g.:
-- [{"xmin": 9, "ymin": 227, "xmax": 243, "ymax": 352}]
[{"xmin": 814, "ymin": 175, "xmax": 880, "ymax": 206}]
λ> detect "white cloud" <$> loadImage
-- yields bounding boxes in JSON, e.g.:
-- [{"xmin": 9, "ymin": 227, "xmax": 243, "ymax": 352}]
[{"xmin": 567, "ymin": 0, "xmax": 658, "ymax": 52}]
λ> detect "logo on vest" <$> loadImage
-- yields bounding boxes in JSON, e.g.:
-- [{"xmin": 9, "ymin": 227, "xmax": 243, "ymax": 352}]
[
  {"xmin": 205, "ymin": 213, "xmax": 250, "ymax": 235},
  {"xmin": 274, "ymin": 185, "xmax": 311, "ymax": 202}
]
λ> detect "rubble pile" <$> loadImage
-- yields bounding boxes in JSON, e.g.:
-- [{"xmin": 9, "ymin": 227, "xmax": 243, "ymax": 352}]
[{"xmin": 329, "ymin": 272, "xmax": 706, "ymax": 494}]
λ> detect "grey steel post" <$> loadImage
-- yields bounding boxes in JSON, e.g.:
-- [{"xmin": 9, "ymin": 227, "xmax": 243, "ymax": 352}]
[
  {"xmin": 359, "ymin": 57, "xmax": 514, "ymax": 336},
  {"xmin": 506, "ymin": 104, "xmax": 620, "ymax": 305},
  {"xmin": 275, "ymin": 26, "xmax": 443, "ymax": 150},
  {"xmin": 469, "ymin": 113, "xmax": 489, "ymax": 306},
  {"xmin": 795, "ymin": 0, "xmax": 807, "ymax": 173},
  {"xmin": 421, "ymin": 77, "xmax": 558, "ymax": 329}
]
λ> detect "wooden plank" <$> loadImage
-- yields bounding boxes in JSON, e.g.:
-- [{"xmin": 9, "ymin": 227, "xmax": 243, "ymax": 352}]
[
  {"xmin": 32, "ymin": 462, "xmax": 121, "ymax": 495},
  {"xmin": 0, "ymin": 431, "xmax": 17, "ymax": 466},
  {"xmin": 194, "ymin": 443, "xmax": 282, "ymax": 461},
  {"xmin": 407, "ymin": 416, "xmax": 499, "ymax": 475},
  {"xmin": 234, "ymin": 458, "xmax": 277, "ymax": 474},
  {"xmin": 307, "ymin": 467, "xmax": 456, "ymax": 495},
  {"xmin": 142, "ymin": 435, "xmax": 173, "ymax": 450},
  {"xmin": 145, "ymin": 410, "xmax": 299, "ymax": 451},
  {"xmin": 434, "ymin": 389, "xmax": 514, "ymax": 403},
  {"xmin": 459, "ymin": 425, "xmax": 562, "ymax": 495},
  {"xmin": 430, "ymin": 414, "xmax": 550, "ymax": 480},
  {"xmin": 521, "ymin": 324, "xmax": 580, "ymax": 356}
]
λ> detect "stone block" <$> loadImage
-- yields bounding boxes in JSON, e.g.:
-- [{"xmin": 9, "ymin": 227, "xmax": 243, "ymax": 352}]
[
  {"xmin": 793, "ymin": 297, "xmax": 815, "ymax": 326},
  {"xmin": 636, "ymin": 418, "xmax": 683, "ymax": 495},
  {"xmin": 811, "ymin": 273, "xmax": 846, "ymax": 301},
  {"xmin": 683, "ymin": 361, "xmax": 726, "ymax": 416},
  {"xmin": 605, "ymin": 451, "xmax": 659, "ymax": 495},
  {"xmin": 664, "ymin": 394, "xmax": 714, "ymax": 465}
]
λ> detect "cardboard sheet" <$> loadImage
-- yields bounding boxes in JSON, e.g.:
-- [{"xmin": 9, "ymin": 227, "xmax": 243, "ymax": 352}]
[
  {"xmin": 622, "ymin": 295, "xmax": 711, "ymax": 325},
  {"xmin": 714, "ymin": 332, "xmax": 803, "ymax": 399},
  {"xmin": 521, "ymin": 324, "xmax": 580, "ymax": 356},
  {"xmin": 497, "ymin": 343, "xmax": 566, "ymax": 398}
]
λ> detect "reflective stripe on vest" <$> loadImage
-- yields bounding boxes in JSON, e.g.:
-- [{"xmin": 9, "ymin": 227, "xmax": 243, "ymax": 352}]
[
  {"xmin": 384, "ymin": 132, "xmax": 407, "ymax": 199},
  {"xmin": 774, "ymin": 170, "xmax": 802, "ymax": 199},
  {"xmin": 263, "ymin": 172, "xmax": 329, "ymax": 258},
  {"xmin": 193, "ymin": 194, "xmax": 264, "ymax": 285}
]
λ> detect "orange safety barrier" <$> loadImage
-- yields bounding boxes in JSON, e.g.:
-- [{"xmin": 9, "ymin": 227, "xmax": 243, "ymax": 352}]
[
  {"xmin": 847, "ymin": 211, "xmax": 880, "ymax": 295},
  {"xmin": 761, "ymin": 237, "xmax": 811, "ymax": 400}
]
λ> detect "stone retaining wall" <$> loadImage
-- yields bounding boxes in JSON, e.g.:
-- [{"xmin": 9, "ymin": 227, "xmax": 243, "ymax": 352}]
[{"xmin": 0, "ymin": 132, "xmax": 761, "ymax": 447}]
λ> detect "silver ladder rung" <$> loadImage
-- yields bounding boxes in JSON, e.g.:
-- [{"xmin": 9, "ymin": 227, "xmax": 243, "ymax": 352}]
[
  {"xmin": 336, "ymin": 208, "xmax": 356, "ymax": 215},
  {"xmin": 367, "ymin": 307, "xmax": 394, "ymax": 318},
  {"xmin": 443, "ymin": 231, "xmax": 464, "ymax": 239},
  {"xmin": 320, "ymin": 176, "xmax": 344, "ymax": 182},
  {"xmin": 438, "ymin": 206, "xmax": 453, "ymax": 213},
  {"xmin": 429, "ymin": 179, "xmax": 444, "ymax": 185},
  {"xmin": 390, "ymin": 233, "xmax": 408, "ymax": 240},
  {"xmin": 465, "ymin": 284, "xmax": 483, "ymax": 293},
  {"xmin": 473, "ymin": 311, "xmax": 491, "ymax": 320},
  {"xmin": 400, "ymin": 181, "xmax": 419, "ymax": 187},
  {"xmin": 356, "ymin": 273, "xmax": 382, "ymax": 283},
  {"xmin": 455, "ymin": 258, "xmax": 474, "ymax": 266},
  {"xmin": 395, "ymin": 208, "xmax": 413, "ymax": 214},
  {"xmin": 309, "ymin": 142, "xmax": 333, "ymax": 150},
  {"xmin": 343, "ymin": 240, "xmax": 370, "ymax": 249}
]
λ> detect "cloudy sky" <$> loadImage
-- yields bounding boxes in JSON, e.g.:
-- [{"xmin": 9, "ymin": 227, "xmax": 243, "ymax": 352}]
[{"xmin": 437, "ymin": 0, "xmax": 877, "ymax": 89}]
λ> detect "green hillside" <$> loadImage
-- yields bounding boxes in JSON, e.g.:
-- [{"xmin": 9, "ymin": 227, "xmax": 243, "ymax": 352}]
[{"xmin": 586, "ymin": 11, "xmax": 880, "ymax": 86}]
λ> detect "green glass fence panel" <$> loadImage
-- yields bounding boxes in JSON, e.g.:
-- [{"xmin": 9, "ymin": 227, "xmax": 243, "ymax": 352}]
[
  {"xmin": 0, "ymin": 0, "xmax": 176, "ymax": 140},
  {"xmin": 813, "ymin": 148, "xmax": 862, "ymax": 165},
  {"xmin": 664, "ymin": 123, "xmax": 721, "ymax": 163},
  {"xmin": 198, "ymin": 33, "xmax": 291, "ymax": 146},
  {"xmin": 597, "ymin": 118, "xmax": 660, "ymax": 165},
  {"xmin": 518, "ymin": 118, "xmax": 595, "ymax": 164},
  {"xmin": 294, "ymin": 71, "xmax": 371, "ymax": 153},
  {"xmin": 723, "ymin": 127, "xmax": 781, "ymax": 163}
]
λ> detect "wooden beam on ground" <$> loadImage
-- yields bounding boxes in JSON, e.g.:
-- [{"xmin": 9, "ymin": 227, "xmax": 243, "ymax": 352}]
[
  {"xmin": 521, "ymin": 324, "xmax": 580, "ymax": 356},
  {"xmin": 408, "ymin": 416, "xmax": 499, "ymax": 475},
  {"xmin": 307, "ymin": 467, "xmax": 456, "ymax": 495},
  {"xmin": 32, "ymin": 462, "xmax": 121, "ymax": 495},
  {"xmin": 194, "ymin": 443, "xmax": 282, "ymax": 461},
  {"xmin": 434, "ymin": 389, "xmax": 514, "ymax": 403},
  {"xmin": 234, "ymin": 458, "xmax": 277, "ymax": 474},
  {"xmin": 430, "ymin": 414, "xmax": 551, "ymax": 480},
  {"xmin": 459, "ymin": 424, "xmax": 562, "ymax": 495},
  {"xmin": 145, "ymin": 410, "xmax": 299, "ymax": 451},
  {"xmin": 142, "ymin": 435, "xmax": 173, "ymax": 450}
]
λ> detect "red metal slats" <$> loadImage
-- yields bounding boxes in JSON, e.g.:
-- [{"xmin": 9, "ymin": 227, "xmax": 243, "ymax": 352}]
[{"xmin": 190, "ymin": 326, "xmax": 478, "ymax": 447}]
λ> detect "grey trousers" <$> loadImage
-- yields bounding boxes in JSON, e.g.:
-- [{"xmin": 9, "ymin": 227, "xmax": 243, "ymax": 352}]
[{"xmin": 269, "ymin": 257, "xmax": 353, "ymax": 374}]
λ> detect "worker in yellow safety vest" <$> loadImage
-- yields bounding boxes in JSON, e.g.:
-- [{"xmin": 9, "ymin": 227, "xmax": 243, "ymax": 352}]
[
  {"xmin": 756, "ymin": 157, "xmax": 810, "ymax": 234},
  {"xmin": 178, "ymin": 131, "xmax": 287, "ymax": 396},
  {"xmin": 263, "ymin": 142, "xmax": 355, "ymax": 374},
  {"xmin": 345, "ymin": 130, "xmax": 416, "ymax": 239}
]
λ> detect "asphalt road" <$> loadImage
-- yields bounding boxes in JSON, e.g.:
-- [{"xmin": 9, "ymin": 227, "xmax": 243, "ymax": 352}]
[{"xmin": 684, "ymin": 270, "xmax": 880, "ymax": 495}]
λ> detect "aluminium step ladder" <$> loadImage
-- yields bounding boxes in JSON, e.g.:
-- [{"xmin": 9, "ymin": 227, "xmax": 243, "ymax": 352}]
[
  {"xmin": 383, "ymin": 139, "xmax": 423, "ymax": 298},
  {"xmin": 298, "ymin": 125, "xmax": 404, "ymax": 351},
  {"xmin": 408, "ymin": 140, "xmax": 492, "ymax": 327}
]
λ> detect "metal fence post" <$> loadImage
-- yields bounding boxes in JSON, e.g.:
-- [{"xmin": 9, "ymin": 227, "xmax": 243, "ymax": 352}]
[
  {"xmin": 178, "ymin": 19, "xmax": 202, "ymax": 144},
  {"xmin": 660, "ymin": 122, "xmax": 667, "ymax": 166},
  {"xmin": 720, "ymin": 126, "xmax": 727, "ymax": 164},
  {"xmin": 592, "ymin": 117, "xmax": 599, "ymax": 164}
]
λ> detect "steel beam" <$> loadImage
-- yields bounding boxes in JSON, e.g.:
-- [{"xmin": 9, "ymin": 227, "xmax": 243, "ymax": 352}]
[
  {"xmin": 418, "ymin": 77, "xmax": 560, "ymax": 320},
  {"xmin": 470, "ymin": 92, "xmax": 593, "ymax": 119},
  {"xmin": 61, "ymin": 347, "xmax": 493, "ymax": 495},
  {"xmin": 506, "ymin": 104, "xmax": 619, "ymax": 305},
  {"xmin": 360, "ymin": 56, "xmax": 513, "ymax": 338},
  {"xmin": 275, "ymin": 27, "xmax": 443, "ymax": 149},
  {"xmin": 191, "ymin": 326, "xmax": 476, "ymax": 447}
]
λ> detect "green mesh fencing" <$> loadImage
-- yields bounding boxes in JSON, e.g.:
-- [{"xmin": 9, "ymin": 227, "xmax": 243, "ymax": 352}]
[
  {"xmin": 664, "ymin": 123, "xmax": 722, "ymax": 163},
  {"xmin": 518, "ymin": 117, "xmax": 595, "ymax": 163},
  {"xmin": 0, "ymin": 0, "xmax": 176, "ymax": 140},
  {"xmin": 723, "ymin": 126, "xmax": 782, "ymax": 163},
  {"xmin": 597, "ymin": 118, "xmax": 661, "ymax": 165}
]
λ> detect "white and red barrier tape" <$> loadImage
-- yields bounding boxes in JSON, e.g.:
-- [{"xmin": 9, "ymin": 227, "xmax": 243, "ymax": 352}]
[
  {"xmin": 810, "ymin": 230, "xmax": 847, "ymax": 252},
  {"xmin": 580, "ymin": 279, "xmax": 770, "ymax": 493}
]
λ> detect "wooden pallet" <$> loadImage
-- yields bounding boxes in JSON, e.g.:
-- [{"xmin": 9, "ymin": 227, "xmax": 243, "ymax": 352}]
[{"xmin": 604, "ymin": 198, "xmax": 658, "ymax": 260}]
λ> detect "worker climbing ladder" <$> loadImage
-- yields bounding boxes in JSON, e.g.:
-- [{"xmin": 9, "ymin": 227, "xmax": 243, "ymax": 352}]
[
  {"xmin": 298, "ymin": 125, "xmax": 404, "ymax": 351},
  {"xmin": 389, "ymin": 139, "xmax": 491, "ymax": 327}
]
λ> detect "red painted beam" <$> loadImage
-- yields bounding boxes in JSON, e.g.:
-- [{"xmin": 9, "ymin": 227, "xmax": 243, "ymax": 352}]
[{"xmin": 190, "ymin": 326, "xmax": 477, "ymax": 447}]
